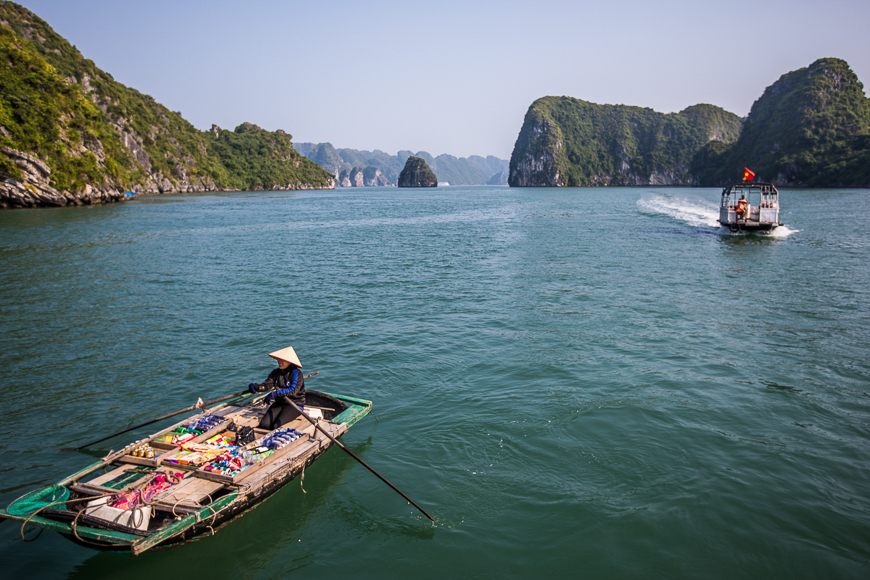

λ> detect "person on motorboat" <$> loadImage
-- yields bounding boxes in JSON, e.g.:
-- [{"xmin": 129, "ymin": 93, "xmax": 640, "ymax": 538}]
[
  {"xmin": 249, "ymin": 346, "xmax": 306, "ymax": 429},
  {"xmin": 736, "ymin": 195, "xmax": 749, "ymax": 219}
]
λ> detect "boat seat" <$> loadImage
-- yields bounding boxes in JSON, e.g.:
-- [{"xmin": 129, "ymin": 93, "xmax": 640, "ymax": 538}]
[{"xmin": 149, "ymin": 476, "xmax": 225, "ymax": 515}]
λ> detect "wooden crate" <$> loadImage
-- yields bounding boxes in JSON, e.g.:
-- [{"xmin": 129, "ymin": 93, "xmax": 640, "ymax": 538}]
[
  {"xmin": 195, "ymin": 421, "xmax": 346, "ymax": 485},
  {"xmin": 116, "ymin": 447, "xmax": 176, "ymax": 468}
]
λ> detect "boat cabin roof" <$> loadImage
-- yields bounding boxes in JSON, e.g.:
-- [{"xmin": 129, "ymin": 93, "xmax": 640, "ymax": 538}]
[{"xmin": 722, "ymin": 182, "xmax": 779, "ymax": 197}]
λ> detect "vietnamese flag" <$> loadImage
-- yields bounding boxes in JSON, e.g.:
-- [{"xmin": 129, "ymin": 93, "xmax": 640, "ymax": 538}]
[{"xmin": 743, "ymin": 167, "xmax": 755, "ymax": 181}]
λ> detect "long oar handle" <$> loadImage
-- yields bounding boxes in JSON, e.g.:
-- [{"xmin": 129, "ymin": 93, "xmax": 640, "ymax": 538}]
[
  {"xmin": 64, "ymin": 371, "xmax": 321, "ymax": 452},
  {"xmin": 63, "ymin": 390, "xmax": 248, "ymax": 451},
  {"xmin": 293, "ymin": 404, "xmax": 434, "ymax": 522}
]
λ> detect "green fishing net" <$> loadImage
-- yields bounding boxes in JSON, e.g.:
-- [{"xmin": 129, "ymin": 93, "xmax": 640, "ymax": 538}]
[{"xmin": 6, "ymin": 485, "xmax": 70, "ymax": 516}]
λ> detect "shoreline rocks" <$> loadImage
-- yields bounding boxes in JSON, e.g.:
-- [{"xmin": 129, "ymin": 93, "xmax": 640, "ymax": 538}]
[{"xmin": 0, "ymin": 144, "xmax": 335, "ymax": 209}]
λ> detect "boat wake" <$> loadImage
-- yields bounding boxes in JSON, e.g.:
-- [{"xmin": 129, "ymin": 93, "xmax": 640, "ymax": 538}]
[
  {"xmin": 764, "ymin": 224, "xmax": 799, "ymax": 238},
  {"xmin": 637, "ymin": 195, "xmax": 798, "ymax": 238},
  {"xmin": 637, "ymin": 195, "xmax": 720, "ymax": 229}
]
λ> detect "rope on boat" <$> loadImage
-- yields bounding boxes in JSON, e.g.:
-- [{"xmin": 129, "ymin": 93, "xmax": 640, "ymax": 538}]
[
  {"xmin": 172, "ymin": 498, "xmax": 183, "ymax": 519},
  {"xmin": 18, "ymin": 482, "xmax": 243, "ymax": 549},
  {"xmin": 300, "ymin": 464, "xmax": 306, "ymax": 494},
  {"xmin": 71, "ymin": 503, "xmax": 110, "ymax": 548},
  {"xmin": 203, "ymin": 503, "xmax": 218, "ymax": 528},
  {"xmin": 19, "ymin": 492, "xmax": 114, "ymax": 544}
]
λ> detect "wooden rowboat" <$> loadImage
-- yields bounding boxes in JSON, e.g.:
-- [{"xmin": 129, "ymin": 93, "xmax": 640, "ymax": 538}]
[{"xmin": 0, "ymin": 389, "xmax": 372, "ymax": 555}]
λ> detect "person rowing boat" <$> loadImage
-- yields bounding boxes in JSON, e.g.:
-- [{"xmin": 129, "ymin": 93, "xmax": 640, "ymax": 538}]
[{"xmin": 248, "ymin": 346, "xmax": 307, "ymax": 429}]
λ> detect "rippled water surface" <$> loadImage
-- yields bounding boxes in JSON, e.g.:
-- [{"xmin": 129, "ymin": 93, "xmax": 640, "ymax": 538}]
[{"xmin": 1, "ymin": 186, "xmax": 869, "ymax": 578}]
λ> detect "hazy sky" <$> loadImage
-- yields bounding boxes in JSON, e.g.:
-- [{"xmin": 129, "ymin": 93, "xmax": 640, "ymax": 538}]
[{"xmin": 16, "ymin": 0, "xmax": 870, "ymax": 159}]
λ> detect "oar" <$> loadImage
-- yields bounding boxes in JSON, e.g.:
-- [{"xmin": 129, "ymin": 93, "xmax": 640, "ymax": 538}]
[
  {"xmin": 60, "ymin": 390, "xmax": 247, "ymax": 452},
  {"xmin": 292, "ymin": 403, "xmax": 435, "ymax": 522},
  {"xmin": 62, "ymin": 371, "xmax": 320, "ymax": 452}
]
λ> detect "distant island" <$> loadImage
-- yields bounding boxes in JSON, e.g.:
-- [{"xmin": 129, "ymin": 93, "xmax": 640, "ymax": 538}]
[
  {"xmin": 3, "ymin": 1, "xmax": 867, "ymax": 210},
  {"xmin": 0, "ymin": 2, "xmax": 334, "ymax": 208},
  {"xmin": 509, "ymin": 58, "xmax": 870, "ymax": 188},
  {"xmin": 293, "ymin": 142, "xmax": 508, "ymax": 187},
  {"xmin": 398, "ymin": 156, "xmax": 437, "ymax": 188}
]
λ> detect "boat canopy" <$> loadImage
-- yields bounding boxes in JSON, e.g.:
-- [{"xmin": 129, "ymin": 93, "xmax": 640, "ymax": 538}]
[
  {"xmin": 720, "ymin": 182, "xmax": 779, "ymax": 209},
  {"xmin": 718, "ymin": 181, "xmax": 781, "ymax": 232}
]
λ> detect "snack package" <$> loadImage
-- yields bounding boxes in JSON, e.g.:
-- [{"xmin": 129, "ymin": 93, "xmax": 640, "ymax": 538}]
[{"xmin": 205, "ymin": 433, "xmax": 237, "ymax": 447}]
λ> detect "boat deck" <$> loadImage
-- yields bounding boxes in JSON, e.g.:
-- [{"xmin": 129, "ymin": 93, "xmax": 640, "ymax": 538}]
[{"xmin": 0, "ymin": 390, "xmax": 372, "ymax": 554}]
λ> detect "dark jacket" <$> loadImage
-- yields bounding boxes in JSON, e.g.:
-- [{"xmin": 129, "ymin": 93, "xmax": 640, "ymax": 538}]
[{"xmin": 255, "ymin": 366, "xmax": 306, "ymax": 407}]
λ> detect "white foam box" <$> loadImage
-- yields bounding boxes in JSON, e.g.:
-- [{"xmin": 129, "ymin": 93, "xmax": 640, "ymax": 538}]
[
  {"xmin": 84, "ymin": 498, "xmax": 150, "ymax": 531},
  {"xmin": 304, "ymin": 408, "xmax": 323, "ymax": 419}
]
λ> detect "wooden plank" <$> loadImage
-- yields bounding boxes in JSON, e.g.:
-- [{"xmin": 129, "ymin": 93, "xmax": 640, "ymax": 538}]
[
  {"xmin": 150, "ymin": 476, "xmax": 224, "ymax": 508},
  {"xmin": 58, "ymin": 454, "xmax": 127, "ymax": 487},
  {"xmin": 237, "ymin": 422, "xmax": 347, "ymax": 489},
  {"xmin": 57, "ymin": 407, "xmax": 223, "ymax": 486},
  {"xmin": 131, "ymin": 492, "xmax": 238, "ymax": 555},
  {"xmin": 41, "ymin": 508, "xmax": 151, "ymax": 537},
  {"xmin": 238, "ymin": 437, "xmax": 326, "ymax": 489},
  {"xmin": 323, "ymin": 394, "xmax": 372, "ymax": 428},
  {"xmin": 0, "ymin": 509, "xmax": 140, "ymax": 545},
  {"xmin": 186, "ymin": 420, "xmax": 320, "ymax": 486},
  {"xmin": 86, "ymin": 464, "xmax": 152, "ymax": 489},
  {"xmin": 70, "ymin": 482, "xmax": 119, "ymax": 497},
  {"xmin": 116, "ymin": 447, "xmax": 175, "ymax": 467},
  {"xmin": 230, "ymin": 422, "xmax": 323, "ymax": 485}
]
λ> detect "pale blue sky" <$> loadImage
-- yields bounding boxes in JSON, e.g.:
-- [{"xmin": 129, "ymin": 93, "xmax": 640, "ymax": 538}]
[{"xmin": 16, "ymin": 0, "xmax": 870, "ymax": 159}]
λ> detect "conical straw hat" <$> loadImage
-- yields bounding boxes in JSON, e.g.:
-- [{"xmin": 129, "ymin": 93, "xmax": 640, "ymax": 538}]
[{"xmin": 268, "ymin": 346, "xmax": 302, "ymax": 368}]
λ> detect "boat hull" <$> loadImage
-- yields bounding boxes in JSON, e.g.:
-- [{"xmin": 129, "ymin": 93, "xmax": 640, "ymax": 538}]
[
  {"xmin": 1, "ymin": 390, "xmax": 372, "ymax": 554},
  {"xmin": 718, "ymin": 219, "xmax": 780, "ymax": 233},
  {"xmin": 59, "ymin": 434, "xmax": 335, "ymax": 552}
]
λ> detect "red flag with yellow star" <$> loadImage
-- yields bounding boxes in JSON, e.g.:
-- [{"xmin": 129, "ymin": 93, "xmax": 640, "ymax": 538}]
[{"xmin": 743, "ymin": 167, "xmax": 755, "ymax": 181}]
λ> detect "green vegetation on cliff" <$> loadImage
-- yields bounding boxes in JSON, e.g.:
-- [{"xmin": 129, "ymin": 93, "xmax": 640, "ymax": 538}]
[
  {"xmin": 509, "ymin": 97, "xmax": 741, "ymax": 186},
  {"xmin": 398, "ymin": 155, "xmax": 437, "ymax": 187},
  {"xmin": 206, "ymin": 123, "xmax": 333, "ymax": 190},
  {"xmin": 0, "ymin": 18, "xmax": 134, "ymax": 190},
  {"xmin": 693, "ymin": 58, "xmax": 870, "ymax": 186},
  {"xmin": 0, "ymin": 1, "xmax": 332, "ymax": 199}
]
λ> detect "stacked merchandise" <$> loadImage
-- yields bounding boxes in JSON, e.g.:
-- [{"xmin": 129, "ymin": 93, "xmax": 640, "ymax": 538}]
[
  {"xmin": 156, "ymin": 415, "xmax": 226, "ymax": 446},
  {"xmin": 163, "ymin": 415, "xmax": 305, "ymax": 477},
  {"xmin": 156, "ymin": 427, "xmax": 199, "ymax": 445},
  {"xmin": 263, "ymin": 428, "xmax": 304, "ymax": 450},
  {"xmin": 200, "ymin": 429, "xmax": 303, "ymax": 478},
  {"xmin": 124, "ymin": 441, "xmax": 158, "ymax": 459},
  {"xmin": 183, "ymin": 414, "xmax": 227, "ymax": 433},
  {"xmin": 205, "ymin": 432, "xmax": 237, "ymax": 447},
  {"xmin": 165, "ymin": 443, "xmax": 227, "ymax": 467}
]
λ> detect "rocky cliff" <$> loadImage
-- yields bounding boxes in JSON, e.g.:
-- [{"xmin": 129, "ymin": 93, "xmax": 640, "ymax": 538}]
[
  {"xmin": 487, "ymin": 171, "xmax": 508, "ymax": 185},
  {"xmin": 692, "ymin": 58, "xmax": 870, "ymax": 186},
  {"xmin": 398, "ymin": 156, "xmax": 437, "ymax": 187},
  {"xmin": 1, "ymin": 146, "xmax": 124, "ymax": 207},
  {"xmin": 509, "ymin": 97, "xmax": 741, "ymax": 187},
  {"xmin": 337, "ymin": 165, "xmax": 390, "ymax": 187},
  {"xmin": 0, "ymin": 2, "xmax": 334, "ymax": 208},
  {"xmin": 295, "ymin": 143, "xmax": 509, "ymax": 186}
]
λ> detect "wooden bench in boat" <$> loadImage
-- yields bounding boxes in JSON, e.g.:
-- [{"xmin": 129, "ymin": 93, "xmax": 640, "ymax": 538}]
[{"xmin": 149, "ymin": 476, "xmax": 225, "ymax": 515}]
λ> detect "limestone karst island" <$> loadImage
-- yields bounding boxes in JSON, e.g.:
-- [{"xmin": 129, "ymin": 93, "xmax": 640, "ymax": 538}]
[
  {"xmin": 397, "ymin": 156, "xmax": 438, "ymax": 188},
  {"xmin": 1, "ymin": 0, "xmax": 869, "ymax": 209}
]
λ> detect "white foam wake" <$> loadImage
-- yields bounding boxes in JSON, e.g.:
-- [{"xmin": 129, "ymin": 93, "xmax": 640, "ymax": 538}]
[
  {"xmin": 765, "ymin": 224, "xmax": 799, "ymax": 238},
  {"xmin": 637, "ymin": 195, "xmax": 798, "ymax": 238},
  {"xmin": 637, "ymin": 195, "xmax": 720, "ymax": 228}
]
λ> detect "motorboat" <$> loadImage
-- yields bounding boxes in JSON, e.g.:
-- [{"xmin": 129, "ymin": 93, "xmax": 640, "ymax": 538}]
[{"xmin": 718, "ymin": 181, "xmax": 782, "ymax": 233}]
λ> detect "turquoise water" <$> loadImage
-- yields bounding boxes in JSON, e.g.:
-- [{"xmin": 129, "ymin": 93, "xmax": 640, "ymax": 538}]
[{"xmin": 1, "ymin": 186, "xmax": 868, "ymax": 578}]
